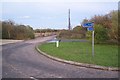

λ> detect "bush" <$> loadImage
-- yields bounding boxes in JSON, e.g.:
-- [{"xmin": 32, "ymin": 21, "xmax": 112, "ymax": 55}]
[
  {"xmin": 94, "ymin": 25, "xmax": 109, "ymax": 43},
  {"xmin": 58, "ymin": 26, "xmax": 87, "ymax": 39},
  {"xmin": 87, "ymin": 24, "xmax": 109, "ymax": 44},
  {"xmin": 2, "ymin": 20, "xmax": 35, "ymax": 40},
  {"xmin": 58, "ymin": 30, "xmax": 72, "ymax": 39}
]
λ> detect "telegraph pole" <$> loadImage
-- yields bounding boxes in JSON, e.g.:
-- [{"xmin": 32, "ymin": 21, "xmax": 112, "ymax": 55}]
[{"xmin": 68, "ymin": 9, "xmax": 71, "ymax": 30}]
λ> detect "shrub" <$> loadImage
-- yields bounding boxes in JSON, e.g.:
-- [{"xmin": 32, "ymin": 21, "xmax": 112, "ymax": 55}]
[
  {"xmin": 94, "ymin": 25, "xmax": 109, "ymax": 43},
  {"xmin": 2, "ymin": 20, "xmax": 35, "ymax": 40},
  {"xmin": 87, "ymin": 24, "xmax": 109, "ymax": 44}
]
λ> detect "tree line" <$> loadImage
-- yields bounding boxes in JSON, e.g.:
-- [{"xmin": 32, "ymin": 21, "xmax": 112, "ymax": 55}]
[
  {"xmin": 1, "ymin": 10, "xmax": 118, "ymax": 43},
  {"xmin": 1, "ymin": 20, "xmax": 35, "ymax": 40},
  {"xmin": 58, "ymin": 10, "xmax": 119, "ymax": 44},
  {"xmin": 85, "ymin": 10, "xmax": 118, "ymax": 44},
  {"xmin": 34, "ymin": 29, "xmax": 58, "ymax": 33},
  {"xmin": 58, "ymin": 26, "xmax": 87, "ymax": 39}
]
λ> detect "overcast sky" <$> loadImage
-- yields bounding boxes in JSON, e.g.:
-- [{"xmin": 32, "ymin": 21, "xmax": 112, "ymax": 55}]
[{"xmin": 1, "ymin": 0, "xmax": 119, "ymax": 29}]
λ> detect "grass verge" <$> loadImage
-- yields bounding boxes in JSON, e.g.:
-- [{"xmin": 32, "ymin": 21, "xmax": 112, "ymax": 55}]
[{"xmin": 38, "ymin": 42, "xmax": 119, "ymax": 67}]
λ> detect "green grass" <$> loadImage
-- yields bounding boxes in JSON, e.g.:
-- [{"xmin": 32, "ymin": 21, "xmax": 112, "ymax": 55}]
[{"xmin": 38, "ymin": 42, "xmax": 119, "ymax": 67}]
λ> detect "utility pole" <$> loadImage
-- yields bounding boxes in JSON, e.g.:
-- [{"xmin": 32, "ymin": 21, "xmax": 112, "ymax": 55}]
[{"xmin": 68, "ymin": 9, "xmax": 71, "ymax": 30}]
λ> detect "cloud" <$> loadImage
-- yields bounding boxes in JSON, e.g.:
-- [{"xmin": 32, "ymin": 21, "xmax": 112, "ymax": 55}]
[{"xmin": 19, "ymin": 16, "xmax": 30, "ymax": 19}]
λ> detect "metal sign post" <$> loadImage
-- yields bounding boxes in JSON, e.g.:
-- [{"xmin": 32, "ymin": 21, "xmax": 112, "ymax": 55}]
[
  {"xmin": 82, "ymin": 22, "xmax": 94, "ymax": 57},
  {"xmin": 92, "ymin": 31, "xmax": 94, "ymax": 57}
]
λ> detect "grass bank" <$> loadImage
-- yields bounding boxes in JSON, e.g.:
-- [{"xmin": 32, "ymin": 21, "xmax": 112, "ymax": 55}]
[{"xmin": 38, "ymin": 42, "xmax": 119, "ymax": 67}]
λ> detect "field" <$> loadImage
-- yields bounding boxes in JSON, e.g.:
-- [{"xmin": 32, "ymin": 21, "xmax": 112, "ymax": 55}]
[{"xmin": 38, "ymin": 42, "xmax": 119, "ymax": 67}]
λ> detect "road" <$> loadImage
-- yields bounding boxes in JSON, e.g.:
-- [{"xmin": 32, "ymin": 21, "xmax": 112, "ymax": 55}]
[{"xmin": 2, "ymin": 35, "xmax": 118, "ymax": 78}]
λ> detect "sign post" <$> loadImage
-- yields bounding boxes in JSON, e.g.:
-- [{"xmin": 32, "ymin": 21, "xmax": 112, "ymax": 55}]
[
  {"xmin": 82, "ymin": 22, "xmax": 94, "ymax": 57},
  {"xmin": 92, "ymin": 31, "xmax": 94, "ymax": 57}
]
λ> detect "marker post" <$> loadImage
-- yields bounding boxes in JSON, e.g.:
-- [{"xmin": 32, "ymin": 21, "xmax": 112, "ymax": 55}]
[{"xmin": 56, "ymin": 40, "xmax": 59, "ymax": 47}]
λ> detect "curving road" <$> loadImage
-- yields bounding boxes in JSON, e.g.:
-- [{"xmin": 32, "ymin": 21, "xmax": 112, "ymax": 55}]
[{"xmin": 2, "ymin": 35, "xmax": 118, "ymax": 78}]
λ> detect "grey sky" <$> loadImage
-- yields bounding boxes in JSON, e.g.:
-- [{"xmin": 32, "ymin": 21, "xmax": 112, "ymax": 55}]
[{"xmin": 1, "ymin": 0, "xmax": 118, "ymax": 29}]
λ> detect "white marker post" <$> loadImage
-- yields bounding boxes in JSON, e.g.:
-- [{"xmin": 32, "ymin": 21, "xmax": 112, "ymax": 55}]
[
  {"xmin": 56, "ymin": 40, "xmax": 59, "ymax": 47},
  {"xmin": 92, "ymin": 31, "xmax": 94, "ymax": 57}
]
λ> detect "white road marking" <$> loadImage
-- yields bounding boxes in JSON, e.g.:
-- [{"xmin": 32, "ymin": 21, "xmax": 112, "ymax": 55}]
[{"xmin": 30, "ymin": 76, "xmax": 38, "ymax": 80}]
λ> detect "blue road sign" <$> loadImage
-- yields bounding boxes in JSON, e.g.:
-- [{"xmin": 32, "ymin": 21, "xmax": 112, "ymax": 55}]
[
  {"xmin": 82, "ymin": 22, "xmax": 94, "ymax": 27},
  {"xmin": 87, "ymin": 27, "xmax": 94, "ymax": 31}
]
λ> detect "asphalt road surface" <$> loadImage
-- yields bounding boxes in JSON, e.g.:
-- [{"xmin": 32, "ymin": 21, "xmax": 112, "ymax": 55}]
[{"xmin": 2, "ymin": 35, "xmax": 118, "ymax": 78}]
